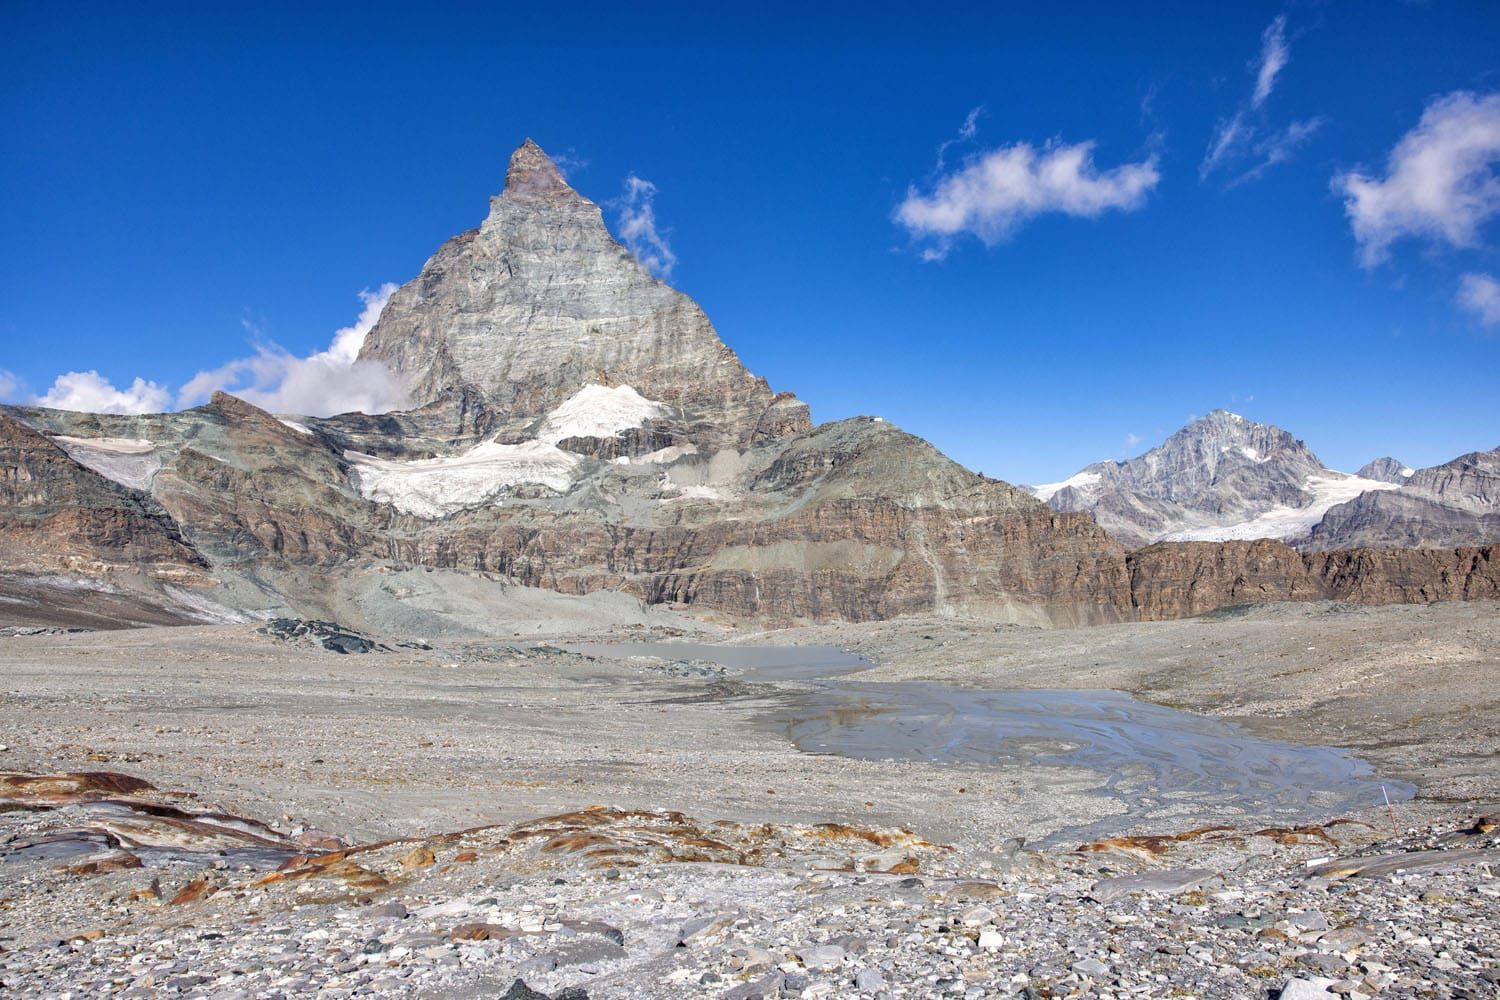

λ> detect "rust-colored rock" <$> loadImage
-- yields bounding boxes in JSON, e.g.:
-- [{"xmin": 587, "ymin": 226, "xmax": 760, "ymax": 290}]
[
  {"xmin": 0, "ymin": 771, "xmax": 156, "ymax": 804},
  {"xmin": 398, "ymin": 846, "xmax": 436, "ymax": 871},
  {"xmin": 1128, "ymin": 540, "xmax": 1499, "ymax": 620},
  {"xmin": 170, "ymin": 877, "xmax": 218, "ymax": 904}
]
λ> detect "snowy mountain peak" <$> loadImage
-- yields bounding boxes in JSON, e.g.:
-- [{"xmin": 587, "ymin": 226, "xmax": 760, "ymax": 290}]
[{"xmin": 1032, "ymin": 410, "xmax": 1402, "ymax": 549}]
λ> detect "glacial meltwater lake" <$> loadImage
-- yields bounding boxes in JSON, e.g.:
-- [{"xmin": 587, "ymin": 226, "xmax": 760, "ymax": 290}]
[{"xmin": 566, "ymin": 641, "xmax": 1415, "ymax": 840}]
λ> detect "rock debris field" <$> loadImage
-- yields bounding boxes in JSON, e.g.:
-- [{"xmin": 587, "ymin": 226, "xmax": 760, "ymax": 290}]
[{"xmin": 1, "ymin": 600, "xmax": 1497, "ymax": 999}]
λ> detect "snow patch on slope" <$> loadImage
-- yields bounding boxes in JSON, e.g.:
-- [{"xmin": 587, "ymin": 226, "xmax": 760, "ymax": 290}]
[
  {"xmin": 350, "ymin": 440, "xmax": 580, "ymax": 519},
  {"xmin": 48, "ymin": 436, "xmax": 163, "ymax": 492},
  {"xmin": 1160, "ymin": 474, "xmax": 1401, "ymax": 543},
  {"xmin": 539, "ymin": 384, "xmax": 669, "ymax": 443},
  {"xmin": 347, "ymin": 384, "xmax": 671, "ymax": 519},
  {"xmin": 1030, "ymin": 470, "xmax": 1102, "ymax": 503}
]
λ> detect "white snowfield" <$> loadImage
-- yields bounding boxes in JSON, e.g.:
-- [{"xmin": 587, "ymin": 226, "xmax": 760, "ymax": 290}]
[
  {"xmin": 278, "ymin": 419, "xmax": 313, "ymax": 436},
  {"xmin": 537, "ymin": 384, "xmax": 670, "ymax": 443},
  {"xmin": 349, "ymin": 384, "xmax": 675, "ymax": 519},
  {"xmin": 48, "ymin": 436, "xmax": 164, "ymax": 492},
  {"xmin": 1030, "ymin": 470, "xmax": 1102, "ymax": 503},
  {"xmin": 1160, "ymin": 474, "xmax": 1401, "ymax": 543},
  {"xmin": 350, "ymin": 440, "xmax": 581, "ymax": 519}
]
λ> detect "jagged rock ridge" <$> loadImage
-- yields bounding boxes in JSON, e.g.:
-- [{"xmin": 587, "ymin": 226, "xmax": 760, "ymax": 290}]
[
  {"xmin": 1034, "ymin": 411, "xmax": 1402, "ymax": 549},
  {"xmin": 1307, "ymin": 445, "xmax": 1500, "ymax": 551}
]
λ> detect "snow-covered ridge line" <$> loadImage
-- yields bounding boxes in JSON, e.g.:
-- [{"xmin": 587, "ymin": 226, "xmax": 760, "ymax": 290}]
[{"xmin": 1031, "ymin": 470, "xmax": 1101, "ymax": 503}]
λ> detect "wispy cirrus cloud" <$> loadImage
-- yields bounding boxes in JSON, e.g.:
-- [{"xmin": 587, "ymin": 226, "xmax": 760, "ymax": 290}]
[
  {"xmin": 1251, "ymin": 15, "xmax": 1290, "ymax": 109},
  {"xmin": 1201, "ymin": 14, "xmax": 1322, "ymax": 185},
  {"xmin": 1458, "ymin": 272, "xmax": 1500, "ymax": 328},
  {"xmin": 0, "ymin": 369, "xmax": 22, "ymax": 403},
  {"xmin": 1333, "ymin": 91, "xmax": 1500, "ymax": 266},
  {"xmin": 613, "ymin": 175, "xmax": 677, "ymax": 279},
  {"xmin": 896, "ymin": 137, "xmax": 1159, "ymax": 260}
]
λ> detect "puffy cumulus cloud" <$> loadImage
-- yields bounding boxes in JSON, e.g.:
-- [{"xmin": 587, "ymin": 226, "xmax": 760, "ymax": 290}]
[
  {"xmin": 613, "ymin": 175, "xmax": 677, "ymax": 279},
  {"xmin": 178, "ymin": 284, "xmax": 408, "ymax": 416},
  {"xmin": 896, "ymin": 140, "xmax": 1160, "ymax": 258},
  {"xmin": 1334, "ymin": 92, "xmax": 1500, "ymax": 266},
  {"xmin": 1251, "ymin": 15, "xmax": 1289, "ymax": 109},
  {"xmin": 1458, "ymin": 272, "xmax": 1500, "ymax": 327},
  {"xmin": 36, "ymin": 371, "xmax": 173, "ymax": 414}
]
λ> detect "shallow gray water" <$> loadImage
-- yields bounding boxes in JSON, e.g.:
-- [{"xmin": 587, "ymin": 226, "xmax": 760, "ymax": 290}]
[{"xmin": 569, "ymin": 642, "xmax": 1415, "ymax": 837}]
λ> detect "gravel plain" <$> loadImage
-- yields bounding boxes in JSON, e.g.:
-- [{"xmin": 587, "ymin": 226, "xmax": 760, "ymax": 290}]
[{"xmin": 1, "ymin": 599, "xmax": 1497, "ymax": 998}]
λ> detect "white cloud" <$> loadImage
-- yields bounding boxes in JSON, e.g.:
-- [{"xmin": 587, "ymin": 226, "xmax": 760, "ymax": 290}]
[
  {"xmin": 935, "ymin": 106, "xmax": 986, "ymax": 171},
  {"xmin": 178, "ymin": 283, "xmax": 408, "ymax": 416},
  {"xmin": 1124, "ymin": 432, "xmax": 1141, "ymax": 448},
  {"xmin": 1225, "ymin": 117, "xmax": 1325, "ymax": 186},
  {"xmin": 896, "ymin": 140, "xmax": 1160, "ymax": 257},
  {"xmin": 36, "ymin": 371, "xmax": 172, "ymax": 414},
  {"xmin": 614, "ymin": 175, "xmax": 677, "ymax": 279},
  {"xmin": 1458, "ymin": 272, "xmax": 1500, "ymax": 327},
  {"xmin": 1201, "ymin": 16, "xmax": 1317, "ymax": 184},
  {"xmin": 958, "ymin": 106, "xmax": 982, "ymax": 140},
  {"xmin": 1333, "ymin": 91, "xmax": 1500, "ymax": 266},
  {"xmin": 0, "ymin": 369, "xmax": 22, "ymax": 403},
  {"xmin": 1252, "ymin": 15, "xmax": 1289, "ymax": 109},
  {"xmin": 1202, "ymin": 113, "xmax": 1250, "ymax": 179}
]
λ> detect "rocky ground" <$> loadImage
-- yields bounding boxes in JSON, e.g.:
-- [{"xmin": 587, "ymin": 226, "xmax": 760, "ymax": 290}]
[{"xmin": 0, "ymin": 600, "xmax": 1497, "ymax": 998}]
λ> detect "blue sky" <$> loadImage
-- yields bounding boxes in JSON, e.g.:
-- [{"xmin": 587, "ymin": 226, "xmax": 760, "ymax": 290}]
[{"xmin": 2, "ymin": 2, "xmax": 1498, "ymax": 484}]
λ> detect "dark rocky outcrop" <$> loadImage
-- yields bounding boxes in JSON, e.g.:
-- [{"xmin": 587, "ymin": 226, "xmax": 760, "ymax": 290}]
[
  {"xmin": 0, "ymin": 413, "xmax": 205, "ymax": 579},
  {"xmin": 1128, "ymin": 539, "xmax": 1498, "ymax": 620}
]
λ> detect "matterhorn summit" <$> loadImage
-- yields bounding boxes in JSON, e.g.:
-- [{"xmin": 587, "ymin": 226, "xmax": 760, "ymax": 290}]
[{"xmin": 356, "ymin": 139, "xmax": 807, "ymax": 450}]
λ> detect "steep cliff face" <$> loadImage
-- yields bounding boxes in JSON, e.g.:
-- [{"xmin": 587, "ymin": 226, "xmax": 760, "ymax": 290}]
[
  {"xmin": 1128, "ymin": 539, "xmax": 1498, "ymax": 620},
  {"xmin": 1306, "ymin": 446, "xmax": 1500, "ymax": 551},
  {"xmin": 0, "ymin": 414, "xmax": 205, "ymax": 578},
  {"xmin": 357, "ymin": 140, "xmax": 806, "ymax": 450}
]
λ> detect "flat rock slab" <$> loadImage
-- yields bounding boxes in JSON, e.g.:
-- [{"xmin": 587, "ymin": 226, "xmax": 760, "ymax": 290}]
[
  {"xmin": 1308, "ymin": 848, "xmax": 1500, "ymax": 880},
  {"xmin": 1089, "ymin": 868, "xmax": 1221, "ymax": 904}
]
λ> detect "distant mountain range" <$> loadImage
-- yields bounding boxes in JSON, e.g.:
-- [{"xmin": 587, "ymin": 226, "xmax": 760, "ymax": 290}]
[
  {"xmin": 1, "ymin": 140, "xmax": 1496, "ymax": 631},
  {"xmin": 1031, "ymin": 411, "xmax": 1499, "ymax": 551}
]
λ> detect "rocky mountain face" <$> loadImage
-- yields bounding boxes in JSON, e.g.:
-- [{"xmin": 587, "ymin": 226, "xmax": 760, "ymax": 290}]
[
  {"xmin": 1127, "ymin": 539, "xmax": 1498, "ymax": 620},
  {"xmin": 0, "ymin": 414, "xmax": 204, "ymax": 580},
  {"xmin": 1035, "ymin": 411, "xmax": 1403, "ymax": 549},
  {"xmin": 1357, "ymin": 457, "xmax": 1414, "ymax": 485},
  {"xmin": 1306, "ymin": 445, "xmax": 1500, "ymax": 551},
  {"xmin": 357, "ymin": 140, "xmax": 807, "ymax": 453},
  {"xmin": 1, "ymin": 140, "xmax": 1496, "ymax": 631}
]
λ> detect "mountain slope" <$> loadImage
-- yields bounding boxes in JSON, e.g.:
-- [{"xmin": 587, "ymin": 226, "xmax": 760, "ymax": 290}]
[
  {"xmin": 1306, "ymin": 445, "xmax": 1500, "ymax": 550},
  {"xmin": 1034, "ymin": 411, "xmax": 1399, "ymax": 548}
]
